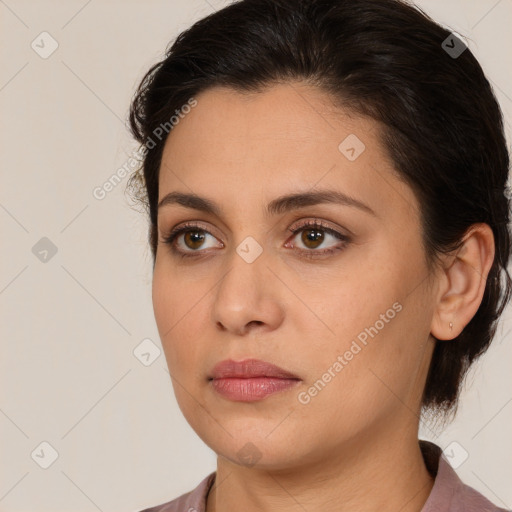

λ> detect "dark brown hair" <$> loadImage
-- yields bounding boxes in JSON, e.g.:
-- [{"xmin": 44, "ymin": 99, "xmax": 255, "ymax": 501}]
[{"xmin": 127, "ymin": 0, "xmax": 512, "ymax": 418}]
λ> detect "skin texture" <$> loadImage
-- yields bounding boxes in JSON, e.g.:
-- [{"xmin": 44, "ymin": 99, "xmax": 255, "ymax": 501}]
[{"xmin": 152, "ymin": 82, "xmax": 495, "ymax": 512}]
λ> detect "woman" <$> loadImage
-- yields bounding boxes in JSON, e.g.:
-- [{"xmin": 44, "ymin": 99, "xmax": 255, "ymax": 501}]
[{"xmin": 127, "ymin": 0, "xmax": 511, "ymax": 510}]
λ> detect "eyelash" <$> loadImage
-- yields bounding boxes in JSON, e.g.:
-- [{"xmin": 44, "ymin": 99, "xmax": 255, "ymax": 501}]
[{"xmin": 161, "ymin": 220, "xmax": 350, "ymax": 260}]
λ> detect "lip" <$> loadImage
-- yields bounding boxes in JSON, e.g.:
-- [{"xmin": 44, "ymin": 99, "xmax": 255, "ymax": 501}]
[
  {"xmin": 209, "ymin": 359, "xmax": 301, "ymax": 402},
  {"xmin": 209, "ymin": 358, "xmax": 300, "ymax": 379}
]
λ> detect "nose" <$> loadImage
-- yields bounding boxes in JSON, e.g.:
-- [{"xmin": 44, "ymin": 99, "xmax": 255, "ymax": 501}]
[{"xmin": 211, "ymin": 247, "xmax": 285, "ymax": 337}]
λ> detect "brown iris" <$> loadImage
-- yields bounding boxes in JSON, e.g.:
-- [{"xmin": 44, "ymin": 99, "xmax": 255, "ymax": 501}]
[
  {"xmin": 184, "ymin": 230, "xmax": 206, "ymax": 250},
  {"xmin": 301, "ymin": 228, "xmax": 324, "ymax": 249}
]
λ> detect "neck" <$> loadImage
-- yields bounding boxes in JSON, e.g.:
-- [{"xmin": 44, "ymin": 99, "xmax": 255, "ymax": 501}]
[{"xmin": 206, "ymin": 427, "xmax": 434, "ymax": 512}]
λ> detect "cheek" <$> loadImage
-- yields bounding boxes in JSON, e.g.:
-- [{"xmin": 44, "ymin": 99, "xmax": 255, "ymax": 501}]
[
  {"xmin": 296, "ymin": 264, "xmax": 398, "ymax": 350},
  {"xmin": 152, "ymin": 261, "xmax": 198, "ymax": 335},
  {"xmin": 152, "ymin": 265, "xmax": 212, "ymax": 379},
  {"xmin": 152, "ymin": 271, "xmax": 210, "ymax": 428},
  {"xmin": 294, "ymin": 318, "xmax": 415, "ymax": 440},
  {"xmin": 151, "ymin": 268, "xmax": 172, "ymax": 339},
  {"xmin": 292, "ymin": 259, "xmax": 424, "ymax": 407}
]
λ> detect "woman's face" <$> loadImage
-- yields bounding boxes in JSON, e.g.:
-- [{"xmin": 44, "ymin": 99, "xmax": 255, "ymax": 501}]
[{"xmin": 153, "ymin": 82, "xmax": 437, "ymax": 469}]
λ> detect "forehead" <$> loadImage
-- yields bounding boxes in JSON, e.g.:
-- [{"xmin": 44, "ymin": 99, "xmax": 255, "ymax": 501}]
[
  {"xmin": 158, "ymin": 82, "xmax": 417, "ymax": 222},
  {"xmin": 162, "ymin": 82, "xmax": 378, "ymax": 154}
]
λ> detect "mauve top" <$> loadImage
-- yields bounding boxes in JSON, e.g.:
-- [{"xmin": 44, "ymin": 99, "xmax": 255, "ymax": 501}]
[{"xmin": 137, "ymin": 441, "xmax": 510, "ymax": 512}]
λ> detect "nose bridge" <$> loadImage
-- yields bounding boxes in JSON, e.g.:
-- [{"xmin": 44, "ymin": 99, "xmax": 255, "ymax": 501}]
[{"xmin": 217, "ymin": 234, "xmax": 267, "ymax": 305}]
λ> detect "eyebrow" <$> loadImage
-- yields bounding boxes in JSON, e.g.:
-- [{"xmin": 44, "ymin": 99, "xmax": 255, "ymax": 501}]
[{"xmin": 157, "ymin": 189, "xmax": 377, "ymax": 217}]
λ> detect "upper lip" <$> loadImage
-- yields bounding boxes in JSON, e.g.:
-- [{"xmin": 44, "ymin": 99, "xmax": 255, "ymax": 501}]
[{"xmin": 209, "ymin": 358, "xmax": 300, "ymax": 380}]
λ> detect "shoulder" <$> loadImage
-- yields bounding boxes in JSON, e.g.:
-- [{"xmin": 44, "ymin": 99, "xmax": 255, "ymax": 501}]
[
  {"xmin": 136, "ymin": 471, "xmax": 216, "ymax": 512},
  {"xmin": 420, "ymin": 440, "xmax": 510, "ymax": 512}
]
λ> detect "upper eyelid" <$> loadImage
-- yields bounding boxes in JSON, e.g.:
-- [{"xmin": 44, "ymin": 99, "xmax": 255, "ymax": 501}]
[
  {"xmin": 287, "ymin": 219, "xmax": 346, "ymax": 234},
  {"xmin": 165, "ymin": 221, "xmax": 222, "ymax": 242}
]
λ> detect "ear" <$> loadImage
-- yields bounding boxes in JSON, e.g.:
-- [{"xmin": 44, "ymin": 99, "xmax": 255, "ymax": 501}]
[{"xmin": 430, "ymin": 223, "xmax": 495, "ymax": 341}]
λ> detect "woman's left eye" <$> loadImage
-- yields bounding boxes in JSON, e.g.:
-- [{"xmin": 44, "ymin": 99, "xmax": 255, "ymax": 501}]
[
  {"xmin": 285, "ymin": 220, "xmax": 350, "ymax": 258},
  {"xmin": 161, "ymin": 220, "xmax": 350, "ymax": 259}
]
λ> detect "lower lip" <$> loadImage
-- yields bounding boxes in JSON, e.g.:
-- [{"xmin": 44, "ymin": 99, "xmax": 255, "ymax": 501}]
[{"xmin": 210, "ymin": 377, "xmax": 301, "ymax": 402}]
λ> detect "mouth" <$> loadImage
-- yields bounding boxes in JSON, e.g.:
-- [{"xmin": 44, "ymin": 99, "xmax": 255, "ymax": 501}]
[
  {"xmin": 208, "ymin": 358, "xmax": 301, "ymax": 402},
  {"xmin": 208, "ymin": 358, "xmax": 300, "ymax": 380}
]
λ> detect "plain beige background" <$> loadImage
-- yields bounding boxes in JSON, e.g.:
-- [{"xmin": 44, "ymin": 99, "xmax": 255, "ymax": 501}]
[{"xmin": 0, "ymin": 1, "xmax": 511, "ymax": 511}]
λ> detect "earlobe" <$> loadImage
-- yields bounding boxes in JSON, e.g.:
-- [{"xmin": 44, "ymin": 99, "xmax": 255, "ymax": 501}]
[{"xmin": 430, "ymin": 223, "xmax": 495, "ymax": 341}]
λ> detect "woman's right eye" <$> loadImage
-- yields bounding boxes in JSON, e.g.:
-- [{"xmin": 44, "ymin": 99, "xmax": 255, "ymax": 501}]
[{"xmin": 162, "ymin": 223, "xmax": 223, "ymax": 259}]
